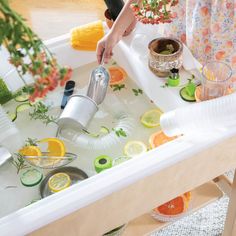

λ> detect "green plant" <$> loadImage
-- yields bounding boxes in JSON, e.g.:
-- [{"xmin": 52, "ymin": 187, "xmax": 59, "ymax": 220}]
[
  {"xmin": 0, "ymin": 78, "xmax": 12, "ymax": 104},
  {"xmin": 29, "ymin": 101, "xmax": 57, "ymax": 125},
  {"xmin": 11, "ymin": 153, "xmax": 29, "ymax": 174},
  {"xmin": 112, "ymin": 128, "xmax": 127, "ymax": 138},
  {"xmin": 130, "ymin": 0, "xmax": 179, "ymax": 24},
  {"xmin": 111, "ymin": 84, "xmax": 125, "ymax": 91},
  {"xmin": 0, "ymin": 0, "xmax": 72, "ymax": 102}
]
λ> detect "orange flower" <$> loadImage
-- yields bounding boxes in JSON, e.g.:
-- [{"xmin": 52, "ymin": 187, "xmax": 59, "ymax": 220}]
[
  {"xmin": 232, "ymin": 56, "xmax": 236, "ymax": 65},
  {"xmin": 200, "ymin": 6, "xmax": 209, "ymax": 16},
  {"xmin": 231, "ymin": 75, "xmax": 236, "ymax": 83},
  {"xmin": 215, "ymin": 51, "xmax": 226, "ymax": 60},
  {"xmin": 226, "ymin": 2, "xmax": 233, "ymax": 9},
  {"xmin": 213, "ymin": 23, "xmax": 220, "ymax": 33},
  {"xmin": 180, "ymin": 33, "xmax": 186, "ymax": 43},
  {"xmin": 171, "ymin": 12, "xmax": 177, "ymax": 18},
  {"xmin": 205, "ymin": 45, "xmax": 212, "ymax": 54},
  {"xmin": 202, "ymin": 28, "xmax": 209, "ymax": 36},
  {"xmin": 226, "ymin": 41, "xmax": 233, "ymax": 48}
]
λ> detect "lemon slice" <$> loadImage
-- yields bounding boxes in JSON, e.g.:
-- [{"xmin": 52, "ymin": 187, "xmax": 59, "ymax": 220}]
[
  {"xmin": 48, "ymin": 172, "xmax": 71, "ymax": 192},
  {"xmin": 141, "ymin": 109, "xmax": 162, "ymax": 128},
  {"xmin": 124, "ymin": 141, "xmax": 147, "ymax": 157}
]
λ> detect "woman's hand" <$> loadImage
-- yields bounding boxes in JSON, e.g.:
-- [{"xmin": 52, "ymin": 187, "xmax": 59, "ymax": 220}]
[{"xmin": 96, "ymin": 31, "xmax": 121, "ymax": 64}]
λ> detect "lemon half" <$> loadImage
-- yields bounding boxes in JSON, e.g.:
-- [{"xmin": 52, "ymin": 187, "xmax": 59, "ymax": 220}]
[{"xmin": 124, "ymin": 141, "xmax": 147, "ymax": 157}]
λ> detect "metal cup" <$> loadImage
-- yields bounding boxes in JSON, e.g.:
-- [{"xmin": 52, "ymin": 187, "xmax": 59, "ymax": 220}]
[{"xmin": 57, "ymin": 94, "xmax": 98, "ymax": 131}]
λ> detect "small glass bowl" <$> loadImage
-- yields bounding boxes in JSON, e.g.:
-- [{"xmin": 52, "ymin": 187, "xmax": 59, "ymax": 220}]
[{"xmin": 23, "ymin": 152, "xmax": 77, "ymax": 169}]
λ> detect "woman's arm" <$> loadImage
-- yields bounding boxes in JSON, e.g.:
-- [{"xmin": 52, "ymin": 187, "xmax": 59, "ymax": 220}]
[{"xmin": 97, "ymin": 0, "xmax": 137, "ymax": 64}]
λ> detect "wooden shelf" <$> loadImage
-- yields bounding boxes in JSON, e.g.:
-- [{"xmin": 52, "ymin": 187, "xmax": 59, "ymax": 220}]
[{"xmin": 123, "ymin": 182, "xmax": 223, "ymax": 236}]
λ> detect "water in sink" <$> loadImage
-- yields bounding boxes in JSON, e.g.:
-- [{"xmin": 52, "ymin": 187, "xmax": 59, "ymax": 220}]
[{"xmin": 0, "ymin": 60, "xmax": 162, "ymax": 218}]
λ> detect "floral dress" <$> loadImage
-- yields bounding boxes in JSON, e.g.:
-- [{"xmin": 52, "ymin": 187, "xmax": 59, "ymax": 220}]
[{"xmin": 164, "ymin": 0, "xmax": 236, "ymax": 80}]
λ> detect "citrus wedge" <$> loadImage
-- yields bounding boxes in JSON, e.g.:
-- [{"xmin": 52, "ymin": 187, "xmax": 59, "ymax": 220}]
[
  {"xmin": 48, "ymin": 172, "xmax": 71, "ymax": 192},
  {"xmin": 155, "ymin": 196, "xmax": 187, "ymax": 216},
  {"xmin": 124, "ymin": 141, "xmax": 147, "ymax": 157},
  {"xmin": 109, "ymin": 66, "xmax": 127, "ymax": 85},
  {"xmin": 19, "ymin": 146, "xmax": 42, "ymax": 156},
  {"xmin": 39, "ymin": 138, "xmax": 66, "ymax": 157},
  {"xmin": 19, "ymin": 145, "xmax": 42, "ymax": 165},
  {"xmin": 141, "ymin": 109, "xmax": 162, "ymax": 128},
  {"xmin": 149, "ymin": 131, "xmax": 176, "ymax": 149}
]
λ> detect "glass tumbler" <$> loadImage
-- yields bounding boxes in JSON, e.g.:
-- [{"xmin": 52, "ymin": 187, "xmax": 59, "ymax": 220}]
[{"xmin": 201, "ymin": 61, "xmax": 232, "ymax": 101}]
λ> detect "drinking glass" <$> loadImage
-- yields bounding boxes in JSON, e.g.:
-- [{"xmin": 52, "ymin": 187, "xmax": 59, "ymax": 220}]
[{"xmin": 201, "ymin": 61, "xmax": 232, "ymax": 101}]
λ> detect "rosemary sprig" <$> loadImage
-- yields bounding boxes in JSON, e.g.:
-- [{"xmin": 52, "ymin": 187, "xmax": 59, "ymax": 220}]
[
  {"xmin": 132, "ymin": 88, "xmax": 143, "ymax": 96},
  {"xmin": 29, "ymin": 102, "xmax": 57, "ymax": 125},
  {"xmin": 25, "ymin": 138, "xmax": 38, "ymax": 146},
  {"xmin": 11, "ymin": 153, "xmax": 29, "ymax": 174}
]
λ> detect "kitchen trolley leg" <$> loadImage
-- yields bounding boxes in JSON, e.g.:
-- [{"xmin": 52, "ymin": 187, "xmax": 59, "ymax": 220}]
[{"xmin": 223, "ymin": 169, "xmax": 236, "ymax": 236}]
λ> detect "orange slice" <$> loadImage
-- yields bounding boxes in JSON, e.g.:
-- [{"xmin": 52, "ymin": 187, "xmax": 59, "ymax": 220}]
[
  {"xmin": 19, "ymin": 146, "xmax": 42, "ymax": 165},
  {"xmin": 108, "ymin": 66, "xmax": 127, "ymax": 85},
  {"xmin": 155, "ymin": 196, "xmax": 186, "ymax": 216},
  {"xmin": 19, "ymin": 146, "xmax": 42, "ymax": 156},
  {"xmin": 39, "ymin": 138, "xmax": 66, "ymax": 157},
  {"xmin": 149, "ymin": 131, "xmax": 176, "ymax": 149}
]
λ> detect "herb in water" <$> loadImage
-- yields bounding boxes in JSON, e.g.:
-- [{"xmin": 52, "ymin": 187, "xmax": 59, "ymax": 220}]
[
  {"xmin": 111, "ymin": 84, "xmax": 125, "ymax": 91},
  {"xmin": 25, "ymin": 138, "xmax": 38, "ymax": 146},
  {"xmin": 132, "ymin": 88, "xmax": 143, "ymax": 96},
  {"xmin": 113, "ymin": 128, "xmax": 127, "ymax": 138},
  {"xmin": 29, "ymin": 102, "xmax": 57, "ymax": 125},
  {"xmin": 11, "ymin": 153, "xmax": 29, "ymax": 174}
]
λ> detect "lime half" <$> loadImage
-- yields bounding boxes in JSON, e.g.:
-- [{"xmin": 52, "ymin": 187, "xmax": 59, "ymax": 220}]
[
  {"xmin": 141, "ymin": 109, "xmax": 162, "ymax": 128},
  {"xmin": 124, "ymin": 141, "xmax": 147, "ymax": 157}
]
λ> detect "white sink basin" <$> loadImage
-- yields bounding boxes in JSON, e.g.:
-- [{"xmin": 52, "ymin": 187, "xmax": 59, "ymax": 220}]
[{"xmin": 0, "ymin": 25, "xmax": 235, "ymax": 236}]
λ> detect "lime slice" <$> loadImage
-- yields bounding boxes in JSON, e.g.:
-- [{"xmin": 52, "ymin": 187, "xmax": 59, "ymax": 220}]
[
  {"xmin": 141, "ymin": 109, "xmax": 162, "ymax": 128},
  {"xmin": 14, "ymin": 93, "xmax": 30, "ymax": 102},
  {"xmin": 16, "ymin": 103, "xmax": 31, "ymax": 112},
  {"xmin": 124, "ymin": 141, "xmax": 147, "ymax": 157},
  {"xmin": 20, "ymin": 168, "xmax": 43, "ymax": 187},
  {"xmin": 8, "ymin": 112, "xmax": 17, "ymax": 122},
  {"xmin": 48, "ymin": 172, "xmax": 71, "ymax": 192}
]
